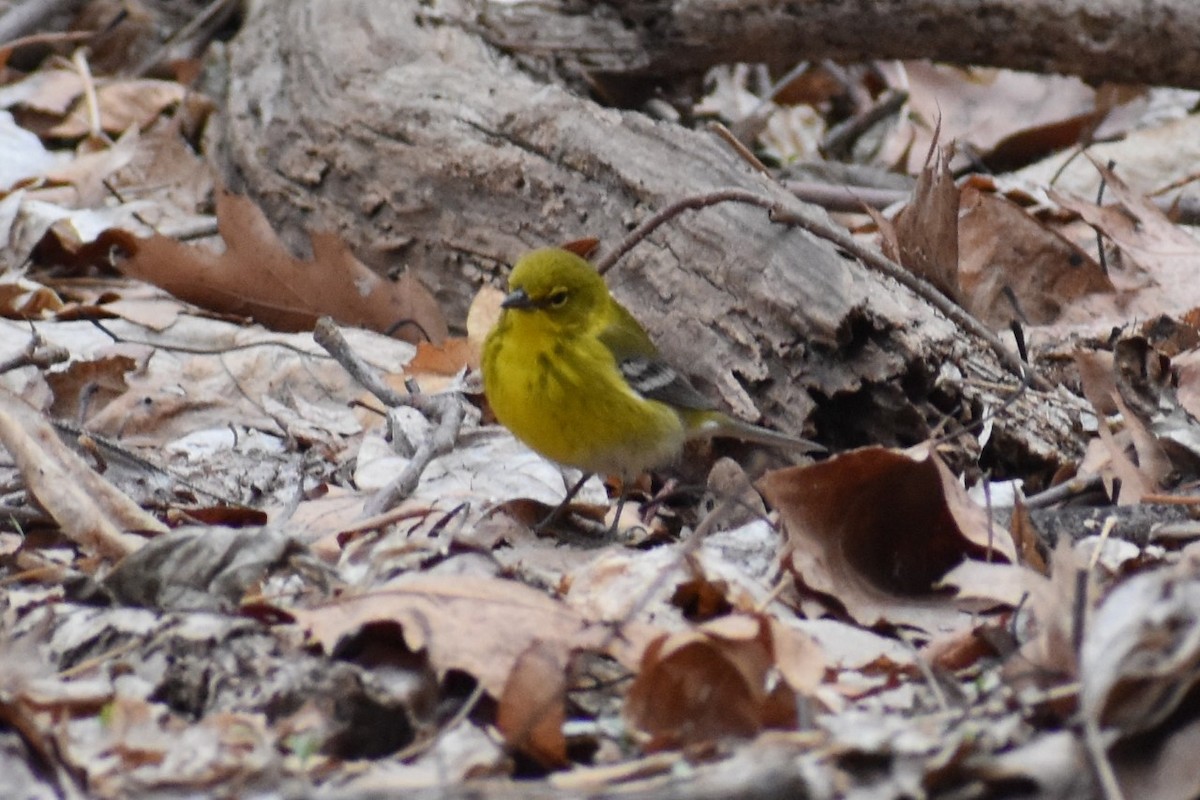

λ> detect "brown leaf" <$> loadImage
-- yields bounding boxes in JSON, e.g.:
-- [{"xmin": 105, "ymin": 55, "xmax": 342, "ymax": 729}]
[
  {"xmin": 102, "ymin": 190, "xmax": 447, "ymax": 344},
  {"xmin": 49, "ymin": 79, "xmax": 188, "ymax": 137},
  {"xmin": 1010, "ymin": 498, "xmax": 1049, "ymax": 574},
  {"xmin": 1081, "ymin": 545, "xmax": 1200, "ymax": 736},
  {"xmin": 624, "ymin": 614, "xmax": 803, "ymax": 750},
  {"xmin": 891, "ymin": 144, "xmax": 961, "ymax": 300},
  {"xmin": 284, "ymin": 574, "xmax": 600, "ymax": 697},
  {"xmin": 0, "ymin": 276, "xmax": 64, "ymax": 317},
  {"xmin": 1050, "ymin": 161, "xmax": 1200, "ymax": 328},
  {"xmin": 958, "ymin": 186, "xmax": 1113, "ymax": 327},
  {"xmin": 0, "ymin": 387, "xmax": 164, "ymax": 560},
  {"xmin": 45, "ymin": 354, "xmax": 136, "ymax": 424},
  {"xmin": 407, "ymin": 338, "xmax": 478, "ymax": 378},
  {"xmin": 757, "ymin": 444, "xmax": 1015, "ymax": 632},
  {"xmin": 497, "ymin": 641, "xmax": 568, "ymax": 768},
  {"xmin": 559, "ymin": 237, "xmax": 600, "ymax": 259},
  {"xmin": 879, "ymin": 63, "xmax": 1101, "ymax": 174},
  {"xmin": 1112, "ymin": 713, "xmax": 1200, "ymax": 800},
  {"xmin": 1005, "ymin": 540, "xmax": 1084, "ymax": 688},
  {"xmin": 1074, "ymin": 349, "xmax": 1168, "ymax": 503}
]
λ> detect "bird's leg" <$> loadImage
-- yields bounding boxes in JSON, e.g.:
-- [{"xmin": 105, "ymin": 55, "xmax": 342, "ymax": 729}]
[
  {"xmin": 534, "ymin": 472, "xmax": 593, "ymax": 533},
  {"xmin": 639, "ymin": 477, "xmax": 679, "ymax": 525},
  {"xmin": 608, "ymin": 480, "xmax": 629, "ymax": 537}
]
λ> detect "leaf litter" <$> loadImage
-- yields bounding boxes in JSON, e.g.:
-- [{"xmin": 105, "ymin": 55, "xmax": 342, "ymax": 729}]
[{"xmin": 6, "ymin": 5, "xmax": 1200, "ymax": 799}]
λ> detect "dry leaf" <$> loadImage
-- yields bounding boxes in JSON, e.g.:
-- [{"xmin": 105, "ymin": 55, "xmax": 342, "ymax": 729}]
[
  {"xmin": 889, "ymin": 144, "xmax": 960, "ymax": 301},
  {"xmin": 879, "ymin": 63, "xmax": 1101, "ymax": 173},
  {"xmin": 497, "ymin": 641, "xmax": 568, "ymax": 768},
  {"xmin": 45, "ymin": 354, "xmax": 136, "ymax": 425},
  {"xmin": 1050, "ymin": 161, "xmax": 1200, "ymax": 329},
  {"xmin": 958, "ymin": 185, "xmax": 1112, "ymax": 327},
  {"xmin": 1080, "ymin": 545, "xmax": 1200, "ymax": 735},
  {"xmin": 758, "ymin": 444, "xmax": 1015, "ymax": 632},
  {"xmin": 624, "ymin": 613, "xmax": 806, "ymax": 750},
  {"xmin": 1074, "ymin": 349, "xmax": 1169, "ymax": 503},
  {"xmin": 284, "ymin": 574, "xmax": 602, "ymax": 697},
  {"xmin": 103, "ymin": 525, "xmax": 293, "ymax": 611},
  {"xmin": 49, "ymin": 79, "xmax": 188, "ymax": 137},
  {"xmin": 466, "ymin": 285, "xmax": 504, "ymax": 357},
  {"xmin": 1007, "ymin": 540, "xmax": 1085, "ymax": 687},
  {"xmin": 102, "ymin": 190, "xmax": 448, "ymax": 344},
  {"xmin": 0, "ymin": 386, "xmax": 164, "ymax": 560}
]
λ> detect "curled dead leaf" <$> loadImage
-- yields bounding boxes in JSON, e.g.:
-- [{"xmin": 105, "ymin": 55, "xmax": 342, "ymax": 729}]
[
  {"xmin": 624, "ymin": 613, "xmax": 819, "ymax": 751},
  {"xmin": 0, "ymin": 387, "xmax": 164, "ymax": 560},
  {"xmin": 283, "ymin": 574, "xmax": 603, "ymax": 698},
  {"xmin": 101, "ymin": 190, "xmax": 447, "ymax": 344},
  {"xmin": 497, "ymin": 641, "xmax": 568, "ymax": 768},
  {"xmin": 757, "ymin": 444, "xmax": 1015, "ymax": 632},
  {"xmin": 1081, "ymin": 545, "xmax": 1200, "ymax": 736}
]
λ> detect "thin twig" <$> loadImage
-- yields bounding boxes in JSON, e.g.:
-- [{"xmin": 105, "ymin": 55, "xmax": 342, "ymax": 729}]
[
  {"xmin": 0, "ymin": 29, "xmax": 91, "ymax": 55},
  {"xmin": 1023, "ymin": 474, "xmax": 1104, "ymax": 509},
  {"xmin": 1086, "ymin": 515, "xmax": 1118, "ymax": 572},
  {"xmin": 0, "ymin": 329, "xmax": 68, "ymax": 374},
  {"xmin": 767, "ymin": 202, "xmax": 1050, "ymax": 391},
  {"xmin": 707, "ymin": 121, "xmax": 770, "ymax": 175},
  {"xmin": 1094, "ymin": 160, "xmax": 1114, "ymax": 274},
  {"xmin": 596, "ymin": 187, "xmax": 1046, "ymax": 390},
  {"xmin": 822, "ymin": 89, "xmax": 909, "ymax": 159},
  {"xmin": 594, "ymin": 188, "xmax": 771, "ymax": 275},
  {"xmin": 130, "ymin": 0, "xmax": 239, "ymax": 77},
  {"xmin": 394, "ymin": 680, "xmax": 487, "ymax": 763},
  {"xmin": 784, "ymin": 179, "xmax": 908, "ymax": 212},
  {"xmin": 51, "ymin": 419, "xmax": 239, "ymax": 505},
  {"xmin": 898, "ymin": 629, "xmax": 952, "ymax": 713},
  {"xmin": 1081, "ymin": 718, "xmax": 1126, "ymax": 800},
  {"xmin": 70, "ymin": 47, "xmax": 103, "ymax": 141},
  {"xmin": 312, "ymin": 317, "xmax": 465, "ymax": 515}
]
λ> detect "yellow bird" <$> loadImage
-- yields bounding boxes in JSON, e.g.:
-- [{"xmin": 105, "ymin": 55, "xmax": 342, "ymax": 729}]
[{"xmin": 482, "ymin": 248, "xmax": 821, "ymax": 509}]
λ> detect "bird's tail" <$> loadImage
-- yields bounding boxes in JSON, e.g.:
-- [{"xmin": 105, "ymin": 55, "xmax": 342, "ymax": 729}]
[{"xmin": 685, "ymin": 411, "xmax": 825, "ymax": 454}]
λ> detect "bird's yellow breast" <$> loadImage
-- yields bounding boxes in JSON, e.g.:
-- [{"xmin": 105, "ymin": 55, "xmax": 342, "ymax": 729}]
[{"xmin": 482, "ymin": 312, "xmax": 685, "ymax": 478}]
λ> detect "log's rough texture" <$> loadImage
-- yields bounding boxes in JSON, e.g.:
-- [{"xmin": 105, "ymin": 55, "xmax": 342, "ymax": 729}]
[
  {"xmin": 219, "ymin": 0, "xmax": 1086, "ymax": 471},
  {"xmin": 468, "ymin": 0, "xmax": 1200, "ymax": 90}
]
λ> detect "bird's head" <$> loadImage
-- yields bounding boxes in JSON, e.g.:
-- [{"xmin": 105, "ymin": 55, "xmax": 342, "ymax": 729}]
[{"xmin": 501, "ymin": 248, "xmax": 608, "ymax": 332}]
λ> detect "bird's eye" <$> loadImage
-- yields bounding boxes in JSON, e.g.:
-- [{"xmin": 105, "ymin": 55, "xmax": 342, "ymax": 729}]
[{"xmin": 548, "ymin": 289, "xmax": 569, "ymax": 307}]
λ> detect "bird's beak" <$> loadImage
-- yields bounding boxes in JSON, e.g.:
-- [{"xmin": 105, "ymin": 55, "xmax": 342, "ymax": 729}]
[{"xmin": 501, "ymin": 287, "xmax": 535, "ymax": 310}]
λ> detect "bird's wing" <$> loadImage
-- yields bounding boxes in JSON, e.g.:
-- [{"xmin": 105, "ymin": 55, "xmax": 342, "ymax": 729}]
[{"xmin": 597, "ymin": 301, "xmax": 715, "ymax": 411}]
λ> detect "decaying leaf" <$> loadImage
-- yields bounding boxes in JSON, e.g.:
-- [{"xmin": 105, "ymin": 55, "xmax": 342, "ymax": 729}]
[
  {"xmin": 885, "ymin": 144, "xmax": 961, "ymax": 302},
  {"xmin": 497, "ymin": 641, "xmax": 568, "ymax": 768},
  {"xmin": 758, "ymin": 444, "xmax": 1016, "ymax": 632},
  {"xmin": 284, "ymin": 574, "xmax": 614, "ymax": 698},
  {"xmin": 624, "ymin": 613, "xmax": 821, "ymax": 750},
  {"xmin": 1006, "ymin": 540, "xmax": 1086, "ymax": 688},
  {"xmin": 1075, "ymin": 348, "xmax": 1173, "ymax": 503},
  {"xmin": 48, "ymin": 79, "xmax": 190, "ymax": 138},
  {"xmin": 103, "ymin": 525, "xmax": 296, "ymax": 611},
  {"xmin": 958, "ymin": 185, "xmax": 1113, "ymax": 327},
  {"xmin": 879, "ymin": 63, "xmax": 1103, "ymax": 174},
  {"xmin": 101, "ymin": 190, "xmax": 448, "ymax": 344},
  {"xmin": 0, "ymin": 386, "xmax": 164, "ymax": 560},
  {"xmin": 1081, "ymin": 543, "xmax": 1200, "ymax": 735},
  {"xmin": 1050, "ymin": 160, "xmax": 1200, "ymax": 328}
]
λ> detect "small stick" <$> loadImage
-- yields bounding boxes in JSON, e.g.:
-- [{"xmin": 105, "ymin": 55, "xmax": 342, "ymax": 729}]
[
  {"xmin": 1024, "ymin": 475, "xmax": 1104, "ymax": 509},
  {"xmin": 784, "ymin": 179, "xmax": 908, "ymax": 212},
  {"xmin": 312, "ymin": 317, "xmax": 464, "ymax": 515},
  {"xmin": 595, "ymin": 187, "xmax": 1047, "ymax": 390},
  {"xmin": 707, "ymin": 121, "xmax": 770, "ymax": 175}
]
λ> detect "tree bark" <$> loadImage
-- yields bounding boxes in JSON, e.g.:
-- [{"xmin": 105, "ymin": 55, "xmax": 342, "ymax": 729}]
[
  {"xmin": 468, "ymin": 0, "xmax": 1200, "ymax": 90},
  {"xmin": 217, "ymin": 0, "xmax": 1085, "ymax": 473}
]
